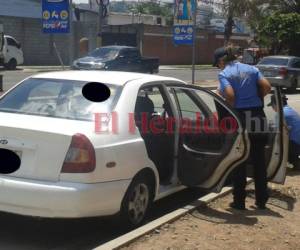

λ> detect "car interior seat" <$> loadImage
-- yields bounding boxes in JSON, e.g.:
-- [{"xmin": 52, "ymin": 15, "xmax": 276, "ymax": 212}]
[{"xmin": 134, "ymin": 95, "xmax": 174, "ymax": 182}]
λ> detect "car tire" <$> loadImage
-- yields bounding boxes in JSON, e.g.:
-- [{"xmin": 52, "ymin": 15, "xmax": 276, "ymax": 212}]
[
  {"xmin": 5, "ymin": 58, "xmax": 17, "ymax": 70},
  {"xmin": 120, "ymin": 173, "xmax": 154, "ymax": 228},
  {"xmin": 287, "ymin": 79, "xmax": 298, "ymax": 93}
]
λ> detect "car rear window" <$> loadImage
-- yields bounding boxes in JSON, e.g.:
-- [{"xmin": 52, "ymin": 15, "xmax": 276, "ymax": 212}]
[
  {"xmin": 258, "ymin": 58, "xmax": 289, "ymax": 66},
  {"xmin": 0, "ymin": 78, "xmax": 120, "ymax": 121}
]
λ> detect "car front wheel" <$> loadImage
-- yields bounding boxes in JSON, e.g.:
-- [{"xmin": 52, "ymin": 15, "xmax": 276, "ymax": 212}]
[
  {"xmin": 120, "ymin": 175, "xmax": 153, "ymax": 228},
  {"xmin": 5, "ymin": 58, "xmax": 17, "ymax": 70}
]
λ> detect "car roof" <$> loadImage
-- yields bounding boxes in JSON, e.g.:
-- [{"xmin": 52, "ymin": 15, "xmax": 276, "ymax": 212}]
[{"xmin": 31, "ymin": 70, "xmax": 182, "ymax": 86}]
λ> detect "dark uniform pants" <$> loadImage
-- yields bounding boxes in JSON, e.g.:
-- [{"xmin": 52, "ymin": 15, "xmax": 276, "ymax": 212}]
[
  {"xmin": 232, "ymin": 107, "xmax": 269, "ymax": 206},
  {"xmin": 289, "ymin": 140, "xmax": 300, "ymax": 167}
]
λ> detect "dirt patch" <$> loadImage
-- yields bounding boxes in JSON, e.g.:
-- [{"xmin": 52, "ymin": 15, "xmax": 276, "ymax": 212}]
[{"xmin": 121, "ymin": 170, "xmax": 300, "ymax": 250}]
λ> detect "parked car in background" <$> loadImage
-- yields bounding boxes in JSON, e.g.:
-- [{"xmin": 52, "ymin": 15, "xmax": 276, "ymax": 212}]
[
  {"xmin": 0, "ymin": 28, "xmax": 24, "ymax": 70},
  {"xmin": 256, "ymin": 56, "xmax": 300, "ymax": 92},
  {"xmin": 0, "ymin": 71, "xmax": 288, "ymax": 227},
  {"xmin": 72, "ymin": 46, "xmax": 159, "ymax": 74}
]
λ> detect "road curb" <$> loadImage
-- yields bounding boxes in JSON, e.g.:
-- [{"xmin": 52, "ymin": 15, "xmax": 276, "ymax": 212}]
[{"xmin": 94, "ymin": 181, "xmax": 252, "ymax": 250}]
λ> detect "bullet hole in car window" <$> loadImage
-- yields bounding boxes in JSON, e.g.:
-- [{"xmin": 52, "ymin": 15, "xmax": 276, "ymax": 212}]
[
  {"xmin": 0, "ymin": 149, "xmax": 21, "ymax": 174},
  {"xmin": 82, "ymin": 82, "xmax": 111, "ymax": 103}
]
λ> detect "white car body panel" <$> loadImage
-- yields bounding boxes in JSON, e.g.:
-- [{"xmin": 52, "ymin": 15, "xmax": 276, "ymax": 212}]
[
  {"xmin": 0, "ymin": 72, "xmax": 186, "ymax": 217},
  {"xmin": 0, "ymin": 176, "xmax": 131, "ymax": 218},
  {"xmin": 0, "ymin": 71, "xmax": 286, "ymax": 218}
]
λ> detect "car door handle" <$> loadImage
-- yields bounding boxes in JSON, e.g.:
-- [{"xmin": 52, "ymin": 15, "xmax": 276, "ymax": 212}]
[{"xmin": 183, "ymin": 144, "xmax": 222, "ymax": 156}]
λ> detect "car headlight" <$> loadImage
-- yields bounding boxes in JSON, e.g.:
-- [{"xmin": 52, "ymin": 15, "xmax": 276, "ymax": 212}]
[{"xmin": 91, "ymin": 62, "xmax": 104, "ymax": 69}]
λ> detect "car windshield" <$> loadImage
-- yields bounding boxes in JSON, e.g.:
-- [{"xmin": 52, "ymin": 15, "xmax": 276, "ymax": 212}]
[
  {"xmin": 0, "ymin": 78, "xmax": 120, "ymax": 121},
  {"xmin": 88, "ymin": 48, "xmax": 119, "ymax": 59},
  {"xmin": 258, "ymin": 58, "xmax": 289, "ymax": 66}
]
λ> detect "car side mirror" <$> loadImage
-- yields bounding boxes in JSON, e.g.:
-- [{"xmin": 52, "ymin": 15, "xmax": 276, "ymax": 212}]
[{"xmin": 17, "ymin": 43, "xmax": 21, "ymax": 49}]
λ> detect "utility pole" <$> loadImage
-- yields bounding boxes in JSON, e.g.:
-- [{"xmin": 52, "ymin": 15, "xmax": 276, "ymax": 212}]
[
  {"xmin": 69, "ymin": 0, "xmax": 74, "ymax": 66},
  {"xmin": 192, "ymin": 0, "xmax": 197, "ymax": 85},
  {"xmin": 97, "ymin": 0, "xmax": 103, "ymax": 47}
]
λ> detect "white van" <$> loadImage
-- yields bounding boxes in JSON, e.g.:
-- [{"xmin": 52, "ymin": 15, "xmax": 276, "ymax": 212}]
[
  {"xmin": 1, "ymin": 35, "xmax": 24, "ymax": 70},
  {"xmin": 0, "ymin": 25, "xmax": 24, "ymax": 70}
]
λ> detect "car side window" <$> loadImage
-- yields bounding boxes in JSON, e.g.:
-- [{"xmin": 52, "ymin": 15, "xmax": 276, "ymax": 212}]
[
  {"xmin": 128, "ymin": 50, "xmax": 140, "ymax": 59},
  {"xmin": 170, "ymin": 88, "xmax": 216, "ymax": 122},
  {"xmin": 291, "ymin": 59, "xmax": 300, "ymax": 69},
  {"xmin": 119, "ymin": 49, "xmax": 128, "ymax": 57},
  {"xmin": 136, "ymin": 86, "xmax": 171, "ymax": 117},
  {"xmin": 119, "ymin": 49, "xmax": 140, "ymax": 59},
  {"xmin": 6, "ymin": 37, "xmax": 18, "ymax": 47}
]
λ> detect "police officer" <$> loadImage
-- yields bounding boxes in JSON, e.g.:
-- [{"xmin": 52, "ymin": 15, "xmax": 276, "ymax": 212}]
[
  {"xmin": 268, "ymin": 94, "xmax": 300, "ymax": 170},
  {"xmin": 214, "ymin": 46, "xmax": 272, "ymax": 210}
]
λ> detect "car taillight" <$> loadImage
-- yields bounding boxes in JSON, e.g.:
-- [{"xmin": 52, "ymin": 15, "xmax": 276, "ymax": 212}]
[
  {"xmin": 61, "ymin": 133, "xmax": 96, "ymax": 173},
  {"xmin": 279, "ymin": 67, "xmax": 288, "ymax": 77}
]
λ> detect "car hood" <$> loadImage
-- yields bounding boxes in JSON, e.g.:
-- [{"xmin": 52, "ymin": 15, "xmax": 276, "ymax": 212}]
[{"xmin": 76, "ymin": 56, "xmax": 110, "ymax": 64}]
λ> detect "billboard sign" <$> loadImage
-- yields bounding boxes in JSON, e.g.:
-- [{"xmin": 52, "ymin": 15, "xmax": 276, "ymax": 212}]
[
  {"xmin": 173, "ymin": 0, "xmax": 196, "ymax": 45},
  {"xmin": 42, "ymin": 0, "xmax": 70, "ymax": 33}
]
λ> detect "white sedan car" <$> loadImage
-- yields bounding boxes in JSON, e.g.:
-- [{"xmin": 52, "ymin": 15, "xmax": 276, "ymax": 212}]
[{"xmin": 0, "ymin": 71, "xmax": 288, "ymax": 227}]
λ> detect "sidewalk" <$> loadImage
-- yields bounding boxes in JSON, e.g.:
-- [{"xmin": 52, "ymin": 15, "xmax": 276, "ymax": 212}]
[
  {"xmin": 160, "ymin": 65, "xmax": 216, "ymax": 70},
  {"xmin": 20, "ymin": 65, "xmax": 69, "ymax": 73},
  {"xmin": 121, "ymin": 170, "xmax": 300, "ymax": 250}
]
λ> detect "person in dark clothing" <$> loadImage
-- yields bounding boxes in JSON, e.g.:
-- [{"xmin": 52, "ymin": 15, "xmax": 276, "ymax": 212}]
[{"xmin": 214, "ymin": 46, "xmax": 271, "ymax": 210}]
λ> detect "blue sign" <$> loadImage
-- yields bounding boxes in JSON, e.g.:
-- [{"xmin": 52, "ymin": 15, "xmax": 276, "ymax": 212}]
[
  {"xmin": 42, "ymin": 0, "xmax": 70, "ymax": 33},
  {"xmin": 173, "ymin": 25, "xmax": 194, "ymax": 45}
]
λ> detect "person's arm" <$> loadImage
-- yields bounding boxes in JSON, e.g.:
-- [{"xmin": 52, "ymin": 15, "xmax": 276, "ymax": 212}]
[
  {"xmin": 219, "ymin": 73, "xmax": 235, "ymax": 107},
  {"xmin": 256, "ymin": 69, "xmax": 271, "ymax": 98},
  {"xmin": 258, "ymin": 77, "xmax": 271, "ymax": 98},
  {"xmin": 223, "ymin": 85, "xmax": 235, "ymax": 107}
]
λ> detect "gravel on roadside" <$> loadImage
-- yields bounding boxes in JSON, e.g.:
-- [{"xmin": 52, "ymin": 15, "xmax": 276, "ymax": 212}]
[{"xmin": 121, "ymin": 170, "xmax": 300, "ymax": 250}]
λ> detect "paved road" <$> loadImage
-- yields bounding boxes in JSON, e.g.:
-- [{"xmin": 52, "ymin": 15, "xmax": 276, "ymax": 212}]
[
  {"xmin": 0, "ymin": 188, "xmax": 204, "ymax": 250},
  {"xmin": 0, "ymin": 68, "xmax": 219, "ymax": 92}
]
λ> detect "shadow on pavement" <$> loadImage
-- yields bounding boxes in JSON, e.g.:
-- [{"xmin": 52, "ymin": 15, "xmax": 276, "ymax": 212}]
[
  {"xmin": 0, "ymin": 188, "xmax": 206, "ymax": 250},
  {"xmin": 247, "ymin": 189, "xmax": 297, "ymax": 211},
  {"xmin": 191, "ymin": 204, "xmax": 258, "ymax": 225}
]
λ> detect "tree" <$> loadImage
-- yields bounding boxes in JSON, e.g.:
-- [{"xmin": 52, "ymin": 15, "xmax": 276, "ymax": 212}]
[
  {"xmin": 221, "ymin": 0, "xmax": 270, "ymax": 44},
  {"xmin": 268, "ymin": 0, "xmax": 300, "ymax": 14},
  {"xmin": 257, "ymin": 13, "xmax": 300, "ymax": 55},
  {"xmin": 129, "ymin": 2, "xmax": 174, "ymax": 26}
]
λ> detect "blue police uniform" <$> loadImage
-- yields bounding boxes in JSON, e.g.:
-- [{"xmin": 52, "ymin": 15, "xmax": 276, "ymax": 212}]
[
  {"xmin": 284, "ymin": 106, "xmax": 300, "ymax": 145},
  {"xmin": 219, "ymin": 61, "xmax": 269, "ymax": 209},
  {"xmin": 219, "ymin": 61, "xmax": 263, "ymax": 109},
  {"xmin": 283, "ymin": 105, "xmax": 300, "ymax": 165}
]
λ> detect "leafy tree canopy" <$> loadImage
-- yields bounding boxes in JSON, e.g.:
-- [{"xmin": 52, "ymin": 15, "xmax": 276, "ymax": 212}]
[{"xmin": 257, "ymin": 12, "xmax": 300, "ymax": 55}]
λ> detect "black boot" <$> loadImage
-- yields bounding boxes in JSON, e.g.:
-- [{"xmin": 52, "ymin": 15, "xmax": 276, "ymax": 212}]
[{"xmin": 229, "ymin": 201, "xmax": 246, "ymax": 210}]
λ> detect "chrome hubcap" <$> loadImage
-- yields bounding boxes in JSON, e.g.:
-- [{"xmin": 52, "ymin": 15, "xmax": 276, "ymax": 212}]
[{"xmin": 128, "ymin": 183, "xmax": 149, "ymax": 224}]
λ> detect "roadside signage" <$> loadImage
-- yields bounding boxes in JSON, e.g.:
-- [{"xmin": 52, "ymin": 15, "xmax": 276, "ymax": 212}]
[
  {"xmin": 173, "ymin": 25, "xmax": 194, "ymax": 45},
  {"xmin": 173, "ymin": 0, "xmax": 196, "ymax": 45},
  {"xmin": 42, "ymin": 0, "xmax": 70, "ymax": 33}
]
